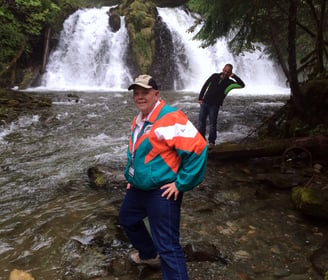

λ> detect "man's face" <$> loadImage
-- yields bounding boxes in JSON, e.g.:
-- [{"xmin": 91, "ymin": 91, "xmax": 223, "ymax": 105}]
[
  {"xmin": 133, "ymin": 86, "xmax": 159, "ymax": 117},
  {"xmin": 221, "ymin": 66, "xmax": 232, "ymax": 79}
]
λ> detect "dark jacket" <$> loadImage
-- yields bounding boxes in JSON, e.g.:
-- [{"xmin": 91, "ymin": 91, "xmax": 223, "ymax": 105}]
[{"xmin": 198, "ymin": 73, "xmax": 245, "ymax": 106}]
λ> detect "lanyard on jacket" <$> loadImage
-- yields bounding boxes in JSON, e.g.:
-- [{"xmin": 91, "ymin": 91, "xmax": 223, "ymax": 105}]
[
  {"xmin": 131, "ymin": 120, "xmax": 146, "ymax": 158},
  {"xmin": 128, "ymin": 120, "xmax": 149, "ymax": 178},
  {"xmin": 128, "ymin": 101, "xmax": 161, "ymax": 178}
]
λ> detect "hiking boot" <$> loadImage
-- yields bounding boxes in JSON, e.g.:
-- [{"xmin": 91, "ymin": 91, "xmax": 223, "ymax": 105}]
[{"xmin": 128, "ymin": 251, "xmax": 160, "ymax": 267}]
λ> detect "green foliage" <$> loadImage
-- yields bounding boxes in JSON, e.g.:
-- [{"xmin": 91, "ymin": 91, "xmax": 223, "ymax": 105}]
[
  {"xmin": 187, "ymin": 0, "xmax": 276, "ymax": 53},
  {"xmin": 0, "ymin": 4, "xmax": 24, "ymax": 71},
  {"xmin": 123, "ymin": 0, "xmax": 157, "ymax": 73},
  {"xmin": 12, "ymin": 0, "xmax": 62, "ymax": 35},
  {"xmin": 0, "ymin": 0, "xmax": 84, "ymax": 82},
  {"xmin": 187, "ymin": 0, "xmax": 327, "ymax": 81},
  {"xmin": 133, "ymin": 29, "xmax": 154, "ymax": 73}
]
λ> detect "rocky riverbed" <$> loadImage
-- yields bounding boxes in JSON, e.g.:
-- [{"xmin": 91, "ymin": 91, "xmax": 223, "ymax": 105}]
[
  {"xmin": 2, "ymin": 90, "xmax": 327, "ymax": 280},
  {"xmin": 81, "ymin": 155, "xmax": 328, "ymax": 280}
]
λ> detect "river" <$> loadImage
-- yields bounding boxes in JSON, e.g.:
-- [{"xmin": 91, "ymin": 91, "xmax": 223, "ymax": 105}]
[{"xmin": 2, "ymin": 89, "xmax": 327, "ymax": 280}]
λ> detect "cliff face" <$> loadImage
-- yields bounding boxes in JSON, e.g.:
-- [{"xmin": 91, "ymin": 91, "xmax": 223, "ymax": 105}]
[{"xmin": 108, "ymin": 0, "xmax": 188, "ymax": 88}]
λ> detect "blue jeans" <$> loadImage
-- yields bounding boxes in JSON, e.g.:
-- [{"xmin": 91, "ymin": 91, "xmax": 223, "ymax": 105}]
[
  {"xmin": 119, "ymin": 186, "xmax": 188, "ymax": 280},
  {"xmin": 198, "ymin": 103, "xmax": 220, "ymax": 144}
]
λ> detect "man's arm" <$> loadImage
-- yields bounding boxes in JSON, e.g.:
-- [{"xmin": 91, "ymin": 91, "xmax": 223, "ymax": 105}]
[{"xmin": 230, "ymin": 73, "xmax": 245, "ymax": 88}]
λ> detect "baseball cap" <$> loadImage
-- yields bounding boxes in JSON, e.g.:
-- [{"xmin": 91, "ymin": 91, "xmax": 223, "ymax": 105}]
[{"xmin": 128, "ymin": 74, "xmax": 158, "ymax": 90}]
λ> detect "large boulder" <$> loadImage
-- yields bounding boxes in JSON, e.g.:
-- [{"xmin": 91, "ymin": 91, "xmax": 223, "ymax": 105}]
[
  {"xmin": 112, "ymin": 0, "xmax": 158, "ymax": 74},
  {"xmin": 108, "ymin": 0, "xmax": 188, "ymax": 88},
  {"xmin": 291, "ymin": 186, "xmax": 328, "ymax": 220},
  {"xmin": 87, "ymin": 164, "xmax": 126, "ymax": 190}
]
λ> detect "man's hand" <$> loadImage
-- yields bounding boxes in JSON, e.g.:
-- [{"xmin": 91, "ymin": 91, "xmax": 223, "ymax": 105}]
[
  {"xmin": 126, "ymin": 183, "xmax": 131, "ymax": 190},
  {"xmin": 161, "ymin": 182, "xmax": 179, "ymax": 200}
]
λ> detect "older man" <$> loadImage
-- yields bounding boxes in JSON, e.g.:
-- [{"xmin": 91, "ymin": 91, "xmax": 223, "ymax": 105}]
[{"xmin": 119, "ymin": 74, "xmax": 208, "ymax": 280}]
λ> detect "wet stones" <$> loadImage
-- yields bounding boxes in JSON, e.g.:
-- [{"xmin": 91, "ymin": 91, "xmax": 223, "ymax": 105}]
[
  {"xmin": 292, "ymin": 185, "xmax": 328, "ymax": 220},
  {"xmin": 87, "ymin": 164, "xmax": 126, "ymax": 190},
  {"xmin": 310, "ymin": 240, "xmax": 328, "ymax": 276},
  {"xmin": 184, "ymin": 241, "xmax": 229, "ymax": 264}
]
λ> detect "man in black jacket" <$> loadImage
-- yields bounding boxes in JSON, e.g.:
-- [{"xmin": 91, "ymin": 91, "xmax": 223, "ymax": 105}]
[{"xmin": 198, "ymin": 63, "xmax": 245, "ymax": 147}]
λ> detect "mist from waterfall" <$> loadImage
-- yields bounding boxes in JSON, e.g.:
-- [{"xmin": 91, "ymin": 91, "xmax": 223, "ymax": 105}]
[{"xmin": 37, "ymin": 6, "xmax": 289, "ymax": 94}]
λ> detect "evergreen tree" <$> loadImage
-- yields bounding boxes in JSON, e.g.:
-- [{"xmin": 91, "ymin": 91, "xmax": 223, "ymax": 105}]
[{"xmin": 187, "ymin": 0, "xmax": 327, "ymax": 109}]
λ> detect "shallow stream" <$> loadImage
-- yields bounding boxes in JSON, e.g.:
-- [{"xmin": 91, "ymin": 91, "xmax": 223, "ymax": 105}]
[{"xmin": 1, "ymin": 90, "xmax": 326, "ymax": 279}]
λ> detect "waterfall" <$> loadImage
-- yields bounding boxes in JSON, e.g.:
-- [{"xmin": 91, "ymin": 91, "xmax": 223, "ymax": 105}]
[
  {"xmin": 157, "ymin": 7, "xmax": 287, "ymax": 94},
  {"xmin": 40, "ymin": 7, "xmax": 132, "ymax": 91},
  {"xmin": 37, "ymin": 6, "xmax": 289, "ymax": 94}
]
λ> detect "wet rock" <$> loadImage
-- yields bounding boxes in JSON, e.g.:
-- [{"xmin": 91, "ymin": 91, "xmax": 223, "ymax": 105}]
[
  {"xmin": 61, "ymin": 238, "xmax": 110, "ymax": 279},
  {"xmin": 310, "ymin": 240, "xmax": 328, "ymax": 276},
  {"xmin": 108, "ymin": 7, "xmax": 121, "ymax": 32},
  {"xmin": 233, "ymin": 250, "xmax": 252, "ymax": 262},
  {"xmin": 9, "ymin": 270, "xmax": 35, "ymax": 280},
  {"xmin": 183, "ymin": 241, "xmax": 228, "ymax": 264},
  {"xmin": 313, "ymin": 163, "xmax": 323, "ymax": 173},
  {"xmin": 108, "ymin": 0, "xmax": 187, "ymax": 87},
  {"xmin": 291, "ymin": 186, "xmax": 328, "ymax": 219},
  {"xmin": 87, "ymin": 164, "xmax": 126, "ymax": 189}
]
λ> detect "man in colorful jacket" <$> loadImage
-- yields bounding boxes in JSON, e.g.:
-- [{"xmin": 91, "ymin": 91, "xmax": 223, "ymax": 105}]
[
  {"xmin": 119, "ymin": 74, "xmax": 207, "ymax": 280},
  {"xmin": 198, "ymin": 63, "xmax": 245, "ymax": 147}
]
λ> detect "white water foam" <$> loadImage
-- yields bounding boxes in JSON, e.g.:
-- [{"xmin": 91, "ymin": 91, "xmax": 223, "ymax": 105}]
[
  {"xmin": 157, "ymin": 7, "xmax": 289, "ymax": 95},
  {"xmin": 0, "ymin": 115, "xmax": 40, "ymax": 145},
  {"xmin": 31, "ymin": 6, "xmax": 289, "ymax": 95},
  {"xmin": 39, "ymin": 7, "xmax": 132, "ymax": 91}
]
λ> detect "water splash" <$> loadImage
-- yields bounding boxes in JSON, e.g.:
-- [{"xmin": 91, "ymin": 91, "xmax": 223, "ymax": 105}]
[{"xmin": 40, "ymin": 7, "xmax": 132, "ymax": 91}]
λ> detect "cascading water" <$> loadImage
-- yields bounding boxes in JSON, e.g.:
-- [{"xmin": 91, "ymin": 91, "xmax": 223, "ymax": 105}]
[
  {"xmin": 157, "ymin": 7, "xmax": 287, "ymax": 93},
  {"xmin": 40, "ymin": 7, "xmax": 132, "ymax": 91},
  {"xmin": 37, "ymin": 6, "xmax": 289, "ymax": 94}
]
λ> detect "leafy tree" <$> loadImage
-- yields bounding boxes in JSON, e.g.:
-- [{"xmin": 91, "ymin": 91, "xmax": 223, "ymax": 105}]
[
  {"xmin": 0, "ymin": 0, "xmax": 91, "ymax": 85},
  {"xmin": 187, "ymin": 0, "xmax": 328, "ymax": 112}
]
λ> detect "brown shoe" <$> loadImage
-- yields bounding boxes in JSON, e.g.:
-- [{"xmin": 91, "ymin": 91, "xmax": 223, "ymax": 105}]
[
  {"xmin": 128, "ymin": 251, "xmax": 160, "ymax": 267},
  {"xmin": 208, "ymin": 143, "xmax": 215, "ymax": 149}
]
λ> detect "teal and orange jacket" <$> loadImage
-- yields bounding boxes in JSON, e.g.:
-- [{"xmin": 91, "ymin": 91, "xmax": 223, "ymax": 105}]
[{"xmin": 124, "ymin": 100, "xmax": 208, "ymax": 192}]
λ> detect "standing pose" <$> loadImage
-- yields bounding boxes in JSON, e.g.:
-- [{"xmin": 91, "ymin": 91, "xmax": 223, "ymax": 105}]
[
  {"xmin": 119, "ymin": 74, "xmax": 208, "ymax": 280},
  {"xmin": 198, "ymin": 63, "xmax": 245, "ymax": 147}
]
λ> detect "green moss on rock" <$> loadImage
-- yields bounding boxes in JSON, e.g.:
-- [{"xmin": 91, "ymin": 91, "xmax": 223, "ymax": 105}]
[
  {"xmin": 292, "ymin": 186, "xmax": 328, "ymax": 219},
  {"xmin": 115, "ymin": 0, "xmax": 157, "ymax": 73}
]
